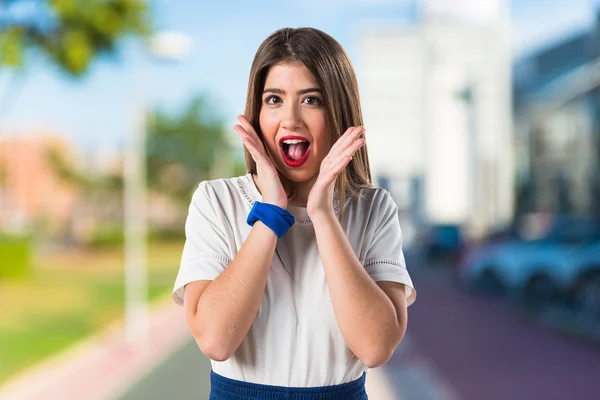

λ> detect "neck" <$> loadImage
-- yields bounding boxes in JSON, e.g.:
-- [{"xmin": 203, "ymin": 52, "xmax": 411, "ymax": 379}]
[
  {"xmin": 284, "ymin": 173, "xmax": 319, "ymax": 208},
  {"xmin": 252, "ymin": 172, "xmax": 316, "ymax": 208}
]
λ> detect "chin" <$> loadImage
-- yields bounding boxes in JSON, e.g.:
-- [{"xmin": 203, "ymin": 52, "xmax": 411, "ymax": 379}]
[{"xmin": 278, "ymin": 164, "xmax": 318, "ymax": 183}]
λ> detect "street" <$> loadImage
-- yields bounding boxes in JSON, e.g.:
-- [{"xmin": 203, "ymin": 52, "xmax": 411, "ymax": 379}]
[
  {"xmin": 118, "ymin": 339, "xmax": 211, "ymax": 400},
  {"xmin": 118, "ymin": 257, "xmax": 600, "ymax": 400},
  {"xmin": 393, "ymin": 258, "xmax": 600, "ymax": 400}
]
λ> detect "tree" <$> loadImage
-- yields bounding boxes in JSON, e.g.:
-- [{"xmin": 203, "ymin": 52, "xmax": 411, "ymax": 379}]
[
  {"xmin": 0, "ymin": 0, "xmax": 151, "ymax": 76},
  {"xmin": 0, "ymin": 0, "xmax": 150, "ymax": 242},
  {"xmin": 146, "ymin": 94, "xmax": 245, "ymax": 205}
]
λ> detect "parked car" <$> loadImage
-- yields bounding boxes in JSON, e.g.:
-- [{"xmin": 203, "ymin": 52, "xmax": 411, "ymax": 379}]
[
  {"xmin": 454, "ymin": 226, "xmax": 517, "ymax": 294},
  {"xmin": 421, "ymin": 224, "xmax": 465, "ymax": 264},
  {"xmin": 458, "ymin": 216, "xmax": 600, "ymax": 314},
  {"xmin": 565, "ymin": 232, "xmax": 600, "ymax": 321}
]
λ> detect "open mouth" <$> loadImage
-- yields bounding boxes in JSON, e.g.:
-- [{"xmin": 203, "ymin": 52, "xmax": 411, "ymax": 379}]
[{"xmin": 279, "ymin": 136, "xmax": 311, "ymax": 167}]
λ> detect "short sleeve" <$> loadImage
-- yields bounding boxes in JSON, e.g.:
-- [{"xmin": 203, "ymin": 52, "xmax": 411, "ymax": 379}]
[
  {"xmin": 363, "ymin": 191, "xmax": 416, "ymax": 307},
  {"xmin": 172, "ymin": 181, "xmax": 232, "ymax": 306}
]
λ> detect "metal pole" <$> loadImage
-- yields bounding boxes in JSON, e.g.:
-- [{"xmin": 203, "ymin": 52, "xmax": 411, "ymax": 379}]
[
  {"xmin": 465, "ymin": 84, "xmax": 480, "ymax": 235},
  {"xmin": 124, "ymin": 57, "xmax": 148, "ymax": 347},
  {"xmin": 122, "ymin": 30, "xmax": 193, "ymax": 347}
]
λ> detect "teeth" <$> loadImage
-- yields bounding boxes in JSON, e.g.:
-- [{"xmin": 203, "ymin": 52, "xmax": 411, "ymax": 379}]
[{"xmin": 282, "ymin": 139, "xmax": 308, "ymax": 144}]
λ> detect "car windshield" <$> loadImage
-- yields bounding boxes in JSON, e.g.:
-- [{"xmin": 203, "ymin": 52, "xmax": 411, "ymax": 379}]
[{"xmin": 539, "ymin": 217, "xmax": 600, "ymax": 244}]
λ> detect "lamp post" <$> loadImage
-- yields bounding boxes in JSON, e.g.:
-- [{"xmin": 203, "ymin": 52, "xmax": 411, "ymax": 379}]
[
  {"xmin": 456, "ymin": 83, "xmax": 479, "ymax": 234},
  {"xmin": 124, "ymin": 30, "xmax": 193, "ymax": 346}
]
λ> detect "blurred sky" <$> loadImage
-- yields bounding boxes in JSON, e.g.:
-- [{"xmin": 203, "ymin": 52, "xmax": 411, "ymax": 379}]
[{"xmin": 2, "ymin": 0, "xmax": 600, "ymax": 158}]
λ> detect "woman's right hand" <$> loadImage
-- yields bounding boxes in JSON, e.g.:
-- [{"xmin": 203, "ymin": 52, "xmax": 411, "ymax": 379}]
[{"xmin": 234, "ymin": 115, "xmax": 288, "ymax": 209}]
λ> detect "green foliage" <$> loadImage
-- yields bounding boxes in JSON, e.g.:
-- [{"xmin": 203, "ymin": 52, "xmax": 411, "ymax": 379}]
[
  {"xmin": 86, "ymin": 224, "xmax": 124, "ymax": 248},
  {"xmin": 0, "ymin": 26, "xmax": 25, "ymax": 66},
  {"xmin": 149, "ymin": 227, "xmax": 185, "ymax": 242},
  {"xmin": 0, "ymin": 0, "xmax": 151, "ymax": 76},
  {"xmin": 45, "ymin": 140, "xmax": 124, "ymax": 201},
  {"xmin": 146, "ymin": 94, "xmax": 242, "ymax": 204},
  {"xmin": 45, "ymin": 143, "xmax": 88, "ymax": 187},
  {"xmin": 0, "ymin": 234, "xmax": 31, "ymax": 279},
  {"xmin": 232, "ymin": 160, "xmax": 247, "ymax": 177}
]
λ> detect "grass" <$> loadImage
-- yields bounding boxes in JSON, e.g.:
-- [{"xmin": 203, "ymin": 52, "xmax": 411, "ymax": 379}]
[{"xmin": 0, "ymin": 240, "xmax": 184, "ymax": 385}]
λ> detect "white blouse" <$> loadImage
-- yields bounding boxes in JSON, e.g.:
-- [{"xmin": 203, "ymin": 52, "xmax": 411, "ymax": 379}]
[{"xmin": 173, "ymin": 173, "xmax": 416, "ymax": 387}]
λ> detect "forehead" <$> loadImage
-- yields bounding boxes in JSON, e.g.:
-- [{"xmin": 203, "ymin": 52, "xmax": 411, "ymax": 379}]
[{"xmin": 264, "ymin": 61, "xmax": 319, "ymax": 88}]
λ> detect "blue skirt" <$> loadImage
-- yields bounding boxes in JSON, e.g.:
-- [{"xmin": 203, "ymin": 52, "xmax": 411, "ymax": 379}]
[{"xmin": 209, "ymin": 371, "xmax": 368, "ymax": 400}]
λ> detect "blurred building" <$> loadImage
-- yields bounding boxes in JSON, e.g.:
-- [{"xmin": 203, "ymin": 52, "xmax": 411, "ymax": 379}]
[
  {"xmin": 0, "ymin": 134, "xmax": 78, "ymax": 234},
  {"xmin": 513, "ymin": 14, "xmax": 600, "ymax": 218},
  {"xmin": 358, "ymin": 0, "xmax": 513, "ymax": 238},
  {"xmin": 0, "ymin": 133, "xmax": 183, "ymax": 243}
]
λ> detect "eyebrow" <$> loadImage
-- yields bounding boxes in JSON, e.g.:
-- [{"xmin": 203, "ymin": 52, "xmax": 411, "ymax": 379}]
[{"xmin": 263, "ymin": 88, "xmax": 322, "ymax": 95}]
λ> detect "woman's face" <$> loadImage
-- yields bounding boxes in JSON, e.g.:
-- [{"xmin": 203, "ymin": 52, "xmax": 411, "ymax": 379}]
[{"xmin": 259, "ymin": 60, "xmax": 330, "ymax": 183}]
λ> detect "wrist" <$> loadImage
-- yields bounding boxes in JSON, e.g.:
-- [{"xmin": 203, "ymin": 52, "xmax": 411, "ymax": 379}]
[
  {"xmin": 267, "ymin": 202, "xmax": 287, "ymax": 209},
  {"xmin": 308, "ymin": 209, "xmax": 336, "ymax": 225},
  {"xmin": 247, "ymin": 201, "xmax": 295, "ymax": 238},
  {"xmin": 254, "ymin": 220, "xmax": 279, "ymax": 239},
  {"xmin": 263, "ymin": 198, "xmax": 287, "ymax": 209}
]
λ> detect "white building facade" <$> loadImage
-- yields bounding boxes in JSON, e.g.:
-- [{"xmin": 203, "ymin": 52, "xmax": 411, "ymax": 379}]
[{"xmin": 358, "ymin": 0, "xmax": 514, "ymax": 237}]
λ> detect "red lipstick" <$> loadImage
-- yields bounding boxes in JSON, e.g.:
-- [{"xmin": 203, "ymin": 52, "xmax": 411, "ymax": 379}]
[{"xmin": 279, "ymin": 135, "xmax": 311, "ymax": 168}]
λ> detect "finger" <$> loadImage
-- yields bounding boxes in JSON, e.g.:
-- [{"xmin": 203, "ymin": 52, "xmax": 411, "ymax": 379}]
[
  {"xmin": 234, "ymin": 124, "xmax": 250, "ymax": 141},
  {"xmin": 243, "ymin": 138, "xmax": 268, "ymax": 165},
  {"xmin": 237, "ymin": 115, "xmax": 261, "ymax": 141},
  {"xmin": 332, "ymin": 126, "xmax": 356, "ymax": 150},
  {"xmin": 236, "ymin": 124, "xmax": 265, "ymax": 156},
  {"xmin": 332, "ymin": 126, "xmax": 364, "ymax": 156},
  {"xmin": 324, "ymin": 144, "xmax": 356, "ymax": 172},
  {"xmin": 338, "ymin": 137, "xmax": 365, "ymax": 161},
  {"xmin": 339, "ymin": 126, "xmax": 364, "ymax": 148},
  {"xmin": 322, "ymin": 155, "xmax": 353, "ymax": 184}
]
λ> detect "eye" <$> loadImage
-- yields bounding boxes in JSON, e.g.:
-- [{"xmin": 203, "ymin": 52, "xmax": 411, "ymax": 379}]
[
  {"xmin": 303, "ymin": 96, "xmax": 322, "ymax": 106},
  {"xmin": 265, "ymin": 95, "xmax": 281, "ymax": 105}
]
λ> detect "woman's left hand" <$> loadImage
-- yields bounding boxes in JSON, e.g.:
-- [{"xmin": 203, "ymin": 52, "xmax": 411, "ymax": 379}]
[{"xmin": 307, "ymin": 126, "xmax": 366, "ymax": 221}]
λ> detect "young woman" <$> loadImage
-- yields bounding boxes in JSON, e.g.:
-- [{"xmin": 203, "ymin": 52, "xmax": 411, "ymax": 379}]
[{"xmin": 173, "ymin": 27, "xmax": 416, "ymax": 400}]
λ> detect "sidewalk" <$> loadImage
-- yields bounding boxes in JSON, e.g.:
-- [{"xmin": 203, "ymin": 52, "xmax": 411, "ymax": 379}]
[
  {"xmin": 384, "ymin": 334, "xmax": 459, "ymax": 400},
  {"xmin": 0, "ymin": 296, "xmax": 190, "ymax": 400},
  {"xmin": 0, "ymin": 294, "xmax": 449, "ymax": 400}
]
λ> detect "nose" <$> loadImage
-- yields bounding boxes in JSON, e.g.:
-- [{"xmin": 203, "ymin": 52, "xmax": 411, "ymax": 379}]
[{"xmin": 280, "ymin": 102, "xmax": 302, "ymax": 131}]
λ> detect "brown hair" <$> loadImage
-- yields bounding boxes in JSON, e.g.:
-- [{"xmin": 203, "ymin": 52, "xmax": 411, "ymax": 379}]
[{"xmin": 243, "ymin": 27, "xmax": 372, "ymax": 224}]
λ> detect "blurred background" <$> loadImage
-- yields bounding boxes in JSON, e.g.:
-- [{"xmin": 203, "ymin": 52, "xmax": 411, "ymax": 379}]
[{"xmin": 1, "ymin": 0, "xmax": 600, "ymax": 399}]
